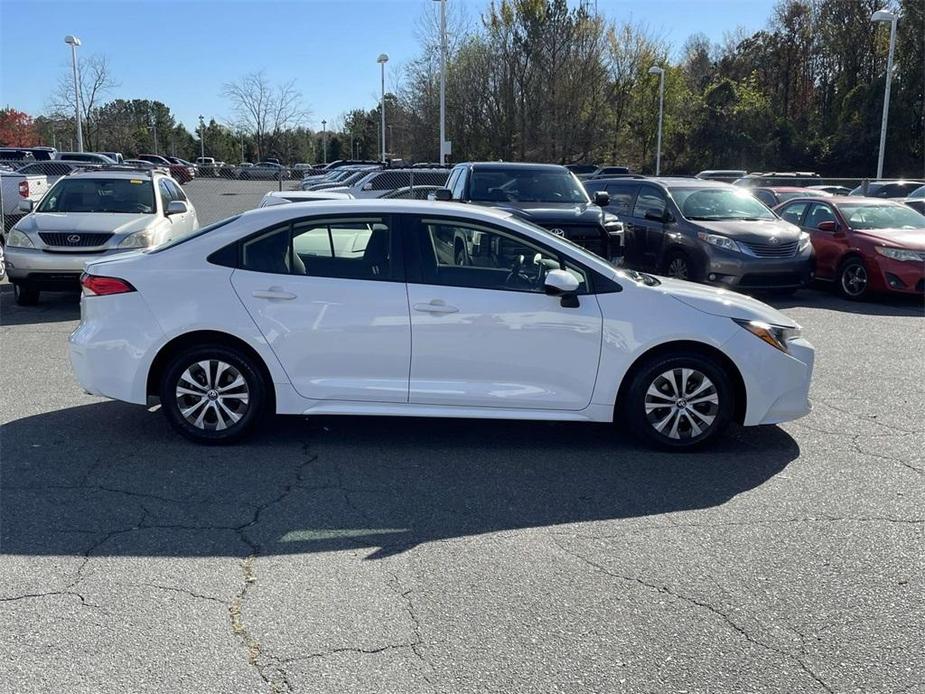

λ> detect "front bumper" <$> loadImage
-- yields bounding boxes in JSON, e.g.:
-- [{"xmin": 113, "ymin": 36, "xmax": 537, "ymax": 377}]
[
  {"xmin": 5, "ymin": 247, "xmax": 135, "ymax": 286},
  {"xmin": 871, "ymin": 255, "xmax": 925, "ymax": 295},
  {"xmin": 699, "ymin": 244, "xmax": 814, "ymax": 290}
]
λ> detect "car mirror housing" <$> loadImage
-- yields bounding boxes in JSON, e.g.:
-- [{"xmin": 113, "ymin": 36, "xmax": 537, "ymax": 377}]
[
  {"xmin": 644, "ymin": 208, "xmax": 667, "ymax": 223},
  {"xmin": 544, "ymin": 269, "xmax": 580, "ymax": 296},
  {"xmin": 18, "ymin": 198, "xmax": 34, "ymax": 213},
  {"xmin": 593, "ymin": 190, "xmax": 610, "ymax": 207},
  {"xmin": 816, "ymin": 220, "xmax": 837, "ymax": 232},
  {"xmin": 166, "ymin": 200, "xmax": 188, "ymax": 216},
  {"xmin": 432, "ymin": 188, "xmax": 453, "ymax": 201}
]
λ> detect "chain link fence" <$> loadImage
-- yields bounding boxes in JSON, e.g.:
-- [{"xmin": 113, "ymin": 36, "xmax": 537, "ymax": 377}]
[{"xmin": 2, "ymin": 155, "xmax": 918, "ymax": 230}]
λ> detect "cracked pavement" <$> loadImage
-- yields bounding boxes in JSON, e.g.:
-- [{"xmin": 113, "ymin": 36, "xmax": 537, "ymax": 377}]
[{"xmin": 1, "ymin": 285, "xmax": 922, "ymax": 693}]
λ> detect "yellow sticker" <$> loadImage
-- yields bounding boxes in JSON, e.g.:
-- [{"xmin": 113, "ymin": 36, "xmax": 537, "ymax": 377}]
[{"xmin": 130, "ymin": 179, "xmax": 143, "ymax": 184}]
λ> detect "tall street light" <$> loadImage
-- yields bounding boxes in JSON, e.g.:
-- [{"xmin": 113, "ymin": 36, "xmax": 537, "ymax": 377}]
[
  {"xmin": 648, "ymin": 65, "xmax": 665, "ymax": 176},
  {"xmin": 64, "ymin": 35, "xmax": 83, "ymax": 152},
  {"xmin": 871, "ymin": 8, "xmax": 898, "ymax": 180},
  {"xmin": 199, "ymin": 115, "xmax": 206, "ymax": 162},
  {"xmin": 433, "ymin": 0, "xmax": 448, "ymax": 163},
  {"xmin": 321, "ymin": 119, "xmax": 327, "ymax": 164},
  {"xmin": 377, "ymin": 53, "xmax": 389, "ymax": 162}
]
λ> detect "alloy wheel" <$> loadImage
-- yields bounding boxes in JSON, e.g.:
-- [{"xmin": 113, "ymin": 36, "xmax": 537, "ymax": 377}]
[
  {"xmin": 644, "ymin": 368, "xmax": 719, "ymax": 440},
  {"xmin": 667, "ymin": 257, "xmax": 689, "ymax": 280},
  {"xmin": 841, "ymin": 263, "xmax": 868, "ymax": 297},
  {"xmin": 175, "ymin": 359, "xmax": 250, "ymax": 431}
]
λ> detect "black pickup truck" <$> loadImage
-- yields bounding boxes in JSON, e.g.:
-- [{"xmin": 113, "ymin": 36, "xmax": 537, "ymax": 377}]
[{"xmin": 433, "ymin": 162, "xmax": 623, "ymax": 261}]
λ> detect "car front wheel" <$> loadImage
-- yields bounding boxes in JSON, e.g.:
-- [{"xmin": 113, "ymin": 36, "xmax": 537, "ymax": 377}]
[
  {"xmin": 622, "ymin": 352, "xmax": 734, "ymax": 450},
  {"xmin": 160, "ymin": 345, "xmax": 268, "ymax": 444},
  {"xmin": 13, "ymin": 282, "xmax": 39, "ymax": 306},
  {"xmin": 837, "ymin": 257, "xmax": 869, "ymax": 300}
]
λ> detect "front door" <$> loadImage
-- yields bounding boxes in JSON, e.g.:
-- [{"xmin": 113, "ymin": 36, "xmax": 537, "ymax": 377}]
[
  {"xmin": 803, "ymin": 202, "xmax": 845, "ymax": 280},
  {"xmin": 630, "ymin": 184, "xmax": 669, "ymax": 267},
  {"xmin": 231, "ymin": 215, "xmax": 411, "ymax": 403},
  {"xmin": 403, "ymin": 215, "xmax": 603, "ymax": 411}
]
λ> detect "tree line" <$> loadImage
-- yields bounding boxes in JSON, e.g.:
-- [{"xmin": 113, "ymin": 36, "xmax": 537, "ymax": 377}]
[{"xmin": 1, "ymin": 0, "xmax": 921, "ymax": 177}]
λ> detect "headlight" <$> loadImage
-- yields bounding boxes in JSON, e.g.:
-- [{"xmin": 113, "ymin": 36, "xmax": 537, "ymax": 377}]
[
  {"xmin": 697, "ymin": 231, "xmax": 740, "ymax": 253},
  {"xmin": 734, "ymin": 319, "xmax": 802, "ymax": 353},
  {"xmin": 798, "ymin": 231, "xmax": 811, "ymax": 250},
  {"xmin": 6, "ymin": 228, "xmax": 35, "ymax": 248},
  {"xmin": 875, "ymin": 246, "xmax": 923, "ymax": 263},
  {"xmin": 118, "ymin": 230, "xmax": 154, "ymax": 248}
]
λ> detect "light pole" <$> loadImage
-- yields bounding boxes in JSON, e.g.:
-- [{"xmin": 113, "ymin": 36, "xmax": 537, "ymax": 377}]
[
  {"xmin": 377, "ymin": 53, "xmax": 389, "ymax": 162},
  {"xmin": 648, "ymin": 65, "xmax": 665, "ymax": 176},
  {"xmin": 149, "ymin": 122, "xmax": 158, "ymax": 154},
  {"xmin": 433, "ymin": 0, "xmax": 448, "ymax": 163},
  {"xmin": 321, "ymin": 119, "xmax": 327, "ymax": 164},
  {"xmin": 871, "ymin": 9, "xmax": 898, "ymax": 180},
  {"xmin": 64, "ymin": 35, "xmax": 83, "ymax": 152},
  {"xmin": 199, "ymin": 115, "xmax": 206, "ymax": 162}
]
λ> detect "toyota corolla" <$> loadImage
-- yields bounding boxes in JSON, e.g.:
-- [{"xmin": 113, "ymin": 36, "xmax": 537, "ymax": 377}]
[{"xmin": 68, "ymin": 200, "xmax": 815, "ymax": 449}]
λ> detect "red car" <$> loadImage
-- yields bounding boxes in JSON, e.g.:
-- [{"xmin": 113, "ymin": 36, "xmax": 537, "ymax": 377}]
[
  {"xmin": 775, "ymin": 196, "xmax": 925, "ymax": 299},
  {"xmin": 137, "ymin": 154, "xmax": 193, "ymax": 184}
]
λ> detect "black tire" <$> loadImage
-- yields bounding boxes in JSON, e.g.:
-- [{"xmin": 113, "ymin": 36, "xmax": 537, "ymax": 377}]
[
  {"xmin": 837, "ymin": 256, "xmax": 869, "ymax": 300},
  {"xmin": 621, "ymin": 351, "xmax": 734, "ymax": 450},
  {"xmin": 159, "ymin": 344, "xmax": 268, "ymax": 444},
  {"xmin": 663, "ymin": 250, "xmax": 700, "ymax": 282},
  {"xmin": 13, "ymin": 282, "xmax": 39, "ymax": 306}
]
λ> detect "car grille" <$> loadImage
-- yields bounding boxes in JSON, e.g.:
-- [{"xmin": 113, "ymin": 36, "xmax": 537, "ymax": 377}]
[
  {"xmin": 39, "ymin": 232, "xmax": 113, "ymax": 248},
  {"xmin": 739, "ymin": 239, "xmax": 799, "ymax": 257},
  {"xmin": 540, "ymin": 224, "xmax": 607, "ymax": 256}
]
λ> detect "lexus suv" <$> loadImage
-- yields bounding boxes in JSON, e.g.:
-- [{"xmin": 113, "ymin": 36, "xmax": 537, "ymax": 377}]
[
  {"xmin": 588, "ymin": 177, "xmax": 813, "ymax": 293},
  {"xmin": 5, "ymin": 168, "xmax": 199, "ymax": 305},
  {"xmin": 435, "ymin": 162, "xmax": 623, "ymax": 261}
]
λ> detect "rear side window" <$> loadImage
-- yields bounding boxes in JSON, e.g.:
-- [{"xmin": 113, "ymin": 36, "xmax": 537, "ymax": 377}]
[
  {"xmin": 605, "ymin": 183, "xmax": 640, "ymax": 215},
  {"xmin": 779, "ymin": 201, "xmax": 810, "ymax": 226}
]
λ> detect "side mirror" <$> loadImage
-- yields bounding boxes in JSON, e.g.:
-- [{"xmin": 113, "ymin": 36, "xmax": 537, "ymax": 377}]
[
  {"xmin": 432, "ymin": 188, "xmax": 452, "ymax": 201},
  {"xmin": 166, "ymin": 200, "xmax": 188, "ymax": 216},
  {"xmin": 18, "ymin": 198, "xmax": 34, "ymax": 213},
  {"xmin": 644, "ymin": 208, "xmax": 667, "ymax": 222},
  {"xmin": 816, "ymin": 220, "xmax": 837, "ymax": 232},
  {"xmin": 593, "ymin": 190, "xmax": 610, "ymax": 207},
  {"xmin": 544, "ymin": 268, "xmax": 580, "ymax": 296}
]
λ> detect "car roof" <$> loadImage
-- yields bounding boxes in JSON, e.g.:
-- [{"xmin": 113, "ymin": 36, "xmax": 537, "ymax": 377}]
[
  {"xmin": 463, "ymin": 162, "xmax": 569, "ymax": 171},
  {"xmin": 241, "ymin": 198, "xmax": 511, "ymax": 223},
  {"xmin": 760, "ymin": 186, "xmax": 822, "ymax": 192},
  {"xmin": 66, "ymin": 169, "xmax": 160, "ymax": 181}
]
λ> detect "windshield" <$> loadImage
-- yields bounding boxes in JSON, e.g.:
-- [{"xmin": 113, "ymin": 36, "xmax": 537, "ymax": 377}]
[
  {"xmin": 839, "ymin": 204, "xmax": 925, "ymax": 230},
  {"xmin": 37, "ymin": 178, "xmax": 155, "ymax": 214},
  {"xmin": 671, "ymin": 187, "xmax": 776, "ymax": 221},
  {"xmin": 469, "ymin": 168, "xmax": 589, "ymax": 204}
]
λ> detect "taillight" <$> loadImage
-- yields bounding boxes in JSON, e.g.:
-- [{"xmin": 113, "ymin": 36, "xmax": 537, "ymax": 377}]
[
  {"xmin": 80, "ymin": 273, "xmax": 136, "ymax": 296},
  {"xmin": 18, "ymin": 180, "xmax": 29, "ymax": 197}
]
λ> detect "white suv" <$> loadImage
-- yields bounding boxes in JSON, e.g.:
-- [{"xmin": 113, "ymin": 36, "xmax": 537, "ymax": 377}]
[{"xmin": 5, "ymin": 167, "xmax": 198, "ymax": 305}]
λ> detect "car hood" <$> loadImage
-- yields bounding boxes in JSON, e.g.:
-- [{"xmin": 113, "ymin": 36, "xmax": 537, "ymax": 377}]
[
  {"xmin": 653, "ymin": 276, "xmax": 799, "ymax": 327},
  {"xmin": 854, "ymin": 227, "xmax": 925, "ymax": 250},
  {"xmin": 19, "ymin": 213, "xmax": 155, "ymax": 236},
  {"xmin": 473, "ymin": 201, "xmax": 603, "ymax": 225},
  {"xmin": 689, "ymin": 218, "xmax": 800, "ymax": 242}
]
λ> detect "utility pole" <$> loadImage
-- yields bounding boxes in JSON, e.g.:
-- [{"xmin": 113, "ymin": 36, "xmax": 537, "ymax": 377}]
[
  {"xmin": 434, "ymin": 0, "xmax": 448, "ymax": 163},
  {"xmin": 199, "ymin": 115, "xmax": 206, "ymax": 162},
  {"xmin": 65, "ymin": 35, "xmax": 83, "ymax": 152},
  {"xmin": 321, "ymin": 119, "xmax": 327, "ymax": 164},
  {"xmin": 377, "ymin": 54, "xmax": 389, "ymax": 162}
]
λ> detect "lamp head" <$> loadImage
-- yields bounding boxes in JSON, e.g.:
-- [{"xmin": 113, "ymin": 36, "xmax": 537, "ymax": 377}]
[
  {"xmin": 377, "ymin": 53, "xmax": 389, "ymax": 64},
  {"xmin": 871, "ymin": 9, "xmax": 896, "ymax": 22},
  {"xmin": 64, "ymin": 35, "xmax": 81, "ymax": 46},
  {"xmin": 648, "ymin": 66, "xmax": 664, "ymax": 75}
]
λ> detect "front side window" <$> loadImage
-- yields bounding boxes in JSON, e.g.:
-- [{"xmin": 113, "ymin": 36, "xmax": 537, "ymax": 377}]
[
  {"xmin": 417, "ymin": 218, "xmax": 587, "ymax": 293},
  {"xmin": 164, "ymin": 179, "xmax": 187, "ymax": 202},
  {"xmin": 240, "ymin": 217, "xmax": 393, "ymax": 280},
  {"xmin": 754, "ymin": 190, "xmax": 776, "ymax": 207},
  {"xmin": 779, "ymin": 201, "xmax": 810, "ymax": 226},
  {"xmin": 670, "ymin": 187, "xmax": 776, "ymax": 221},
  {"xmin": 468, "ymin": 168, "xmax": 589, "ymax": 204},
  {"xmin": 158, "ymin": 179, "xmax": 173, "ymax": 211},
  {"xmin": 632, "ymin": 186, "xmax": 667, "ymax": 218},
  {"xmin": 37, "ymin": 178, "xmax": 155, "ymax": 214},
  {"xmin": 605, "ymin": 183, "xmax": 640, "ymax": 215},
  {"xmin": 804, "ymin": 203, "xmax": 836, "ymax": 229}
]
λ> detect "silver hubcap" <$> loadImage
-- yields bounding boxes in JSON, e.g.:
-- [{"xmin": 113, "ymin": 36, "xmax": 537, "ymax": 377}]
[
  {"xmin": 644, "ymin": 368, "xmax": 719, "ymax": 440},
  {"xmin": 668, "ymin": 258, "xmax": 688, "ymax": 279},
  {"xmin": 175, "ymin": 360, "xmax": 249, "ymax": 431},
  {"xmin": 842, "ymin": 264, "xmax": 867, "ymax": 296}
]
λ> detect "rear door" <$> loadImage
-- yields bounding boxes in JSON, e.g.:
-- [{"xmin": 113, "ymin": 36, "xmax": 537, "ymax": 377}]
[{"xmin": 230, "ymin": 214, "xmax": 411, "ymax": 403}]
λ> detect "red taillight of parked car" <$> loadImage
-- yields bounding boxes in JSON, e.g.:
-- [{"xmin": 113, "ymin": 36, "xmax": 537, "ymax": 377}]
[
  {"xmin": 18, "ymin": 180, "xmax": 29, "ymax": 197},
  {"xmin": 80, "ymin": 273, "xmax": 137, "ymax": 297}
]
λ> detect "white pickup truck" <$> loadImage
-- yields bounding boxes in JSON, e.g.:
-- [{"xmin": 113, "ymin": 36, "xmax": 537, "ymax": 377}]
[{"xmin": 1, "ymin": 169, "xmax": 49, "ymax": 232}]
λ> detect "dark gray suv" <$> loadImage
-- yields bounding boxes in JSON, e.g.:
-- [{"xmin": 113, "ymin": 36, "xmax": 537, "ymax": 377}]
[{"xmin": 584, "ymin": 177, "xmax": 814, "ymax": 292}]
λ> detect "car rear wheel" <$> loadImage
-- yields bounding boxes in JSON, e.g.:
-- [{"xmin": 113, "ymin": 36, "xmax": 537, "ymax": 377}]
[
  {"xmin": 622, "ymin": 352, "xmax": 734, "ymax": 450},
  {"xmin": 13, "ymin": 282, "xmax": 39, "ymax": 306},
  {"xmin": 160, "ymin": 345, "xmax": 268, "ymax": 444},
  {"xmin": 837, "ymin": 257, "xmax": 869, "ymax": 300}
]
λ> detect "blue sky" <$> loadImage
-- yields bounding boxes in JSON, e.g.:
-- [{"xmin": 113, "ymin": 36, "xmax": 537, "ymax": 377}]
[{"xmin": 0, "ymin": 0, "xmax": 771, "ymax": 133}]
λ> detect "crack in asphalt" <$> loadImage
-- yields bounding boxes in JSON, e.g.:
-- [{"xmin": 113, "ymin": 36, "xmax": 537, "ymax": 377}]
[
  {"xmin": 0, "ymin": 590, "xmax": 104, "ymax": 611},
  {"xmin": 547, "ymin": 533, "xmax": 836, "ymax": 694},
  {"xmin": 127, "ymin": 582, "xmax": 228, "ymax": 605}
]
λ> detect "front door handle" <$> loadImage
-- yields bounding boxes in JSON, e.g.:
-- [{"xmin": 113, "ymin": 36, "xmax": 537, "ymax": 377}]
[
  {"xmin": 413, "ymin": 300, "xmax": 459, "ymax": 314},
  {"xmin": 253, "ymin": 288, "xmax": 297, "ymax": 300}
]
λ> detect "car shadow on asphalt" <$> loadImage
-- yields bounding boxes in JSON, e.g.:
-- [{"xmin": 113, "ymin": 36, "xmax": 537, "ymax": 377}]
[
  {"xmin": 0, "ymin": 401, "xmax": 800, "ymax": 560},
  {"xmin": 0, "ymin": 284, "xmax": 81, "ymax": 326},
  {"xmin": 761, "ymin": 286, "xmax": 924, "ymax": 317}
]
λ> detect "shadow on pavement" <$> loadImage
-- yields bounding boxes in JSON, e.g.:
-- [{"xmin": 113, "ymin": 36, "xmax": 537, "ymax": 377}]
[
  {"xmin": 1, "ymin": 401, "xmax": 800, "ymax": 560},
  {"xmin": 762, "ymin": 286, "xmax": 925, "ymax": 317},
  {"xmin": 0, "ymin": 284, "xmax": 81, "ymax": 326}
]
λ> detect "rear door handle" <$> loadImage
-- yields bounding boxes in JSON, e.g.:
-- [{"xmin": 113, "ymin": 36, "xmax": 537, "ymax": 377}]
[
  {"xmin": 252, "ymin": 288, "xmax": 297, "ymax": 300},
  {"xmin": 413, "ymin": 300, "xmax": 459, "ymax": 314}
]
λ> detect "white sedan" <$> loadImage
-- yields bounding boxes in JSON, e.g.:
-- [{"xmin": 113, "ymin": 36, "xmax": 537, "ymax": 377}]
[{"xmin": 68, "ymin": 200, "xmax": 814, "ymax": 449}]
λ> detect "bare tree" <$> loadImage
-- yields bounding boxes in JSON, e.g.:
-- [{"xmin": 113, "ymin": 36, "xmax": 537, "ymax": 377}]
[
  {"xmin": 47, "ymin": 54, "xmax": 118, "ymax": 150},
  {"xmin": 221, "ymin": 71, "xmax": 308, "ymax": 160}
]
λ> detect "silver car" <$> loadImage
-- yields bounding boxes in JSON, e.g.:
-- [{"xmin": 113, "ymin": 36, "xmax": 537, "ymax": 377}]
[{"xmin": 5, "ymin": 168, "xmax": 199, "ymax": 305}]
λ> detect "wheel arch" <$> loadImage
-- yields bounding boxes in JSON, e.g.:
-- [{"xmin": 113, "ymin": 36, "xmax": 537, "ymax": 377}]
[
  {"xmin": 146, "ymin": 330, "xmax": 276, "ymax": 411},
  {"xmin": 615, "ymin": 340, "xmax": 747, "ymax": 425}
]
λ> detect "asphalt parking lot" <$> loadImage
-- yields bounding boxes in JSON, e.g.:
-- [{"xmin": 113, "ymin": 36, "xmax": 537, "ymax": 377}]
[
  {"xmin": 183, "ymin": 177, "xmax": 301, "ymax": 225},
  {"xmin": 1, "ymin": 283, "xmax": 922, "ymax": 694}
]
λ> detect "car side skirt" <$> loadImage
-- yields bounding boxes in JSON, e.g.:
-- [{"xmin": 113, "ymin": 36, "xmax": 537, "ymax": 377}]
[{"xmin": 289, "ymin": 399, "xmax": 616, "ymax": 423}]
